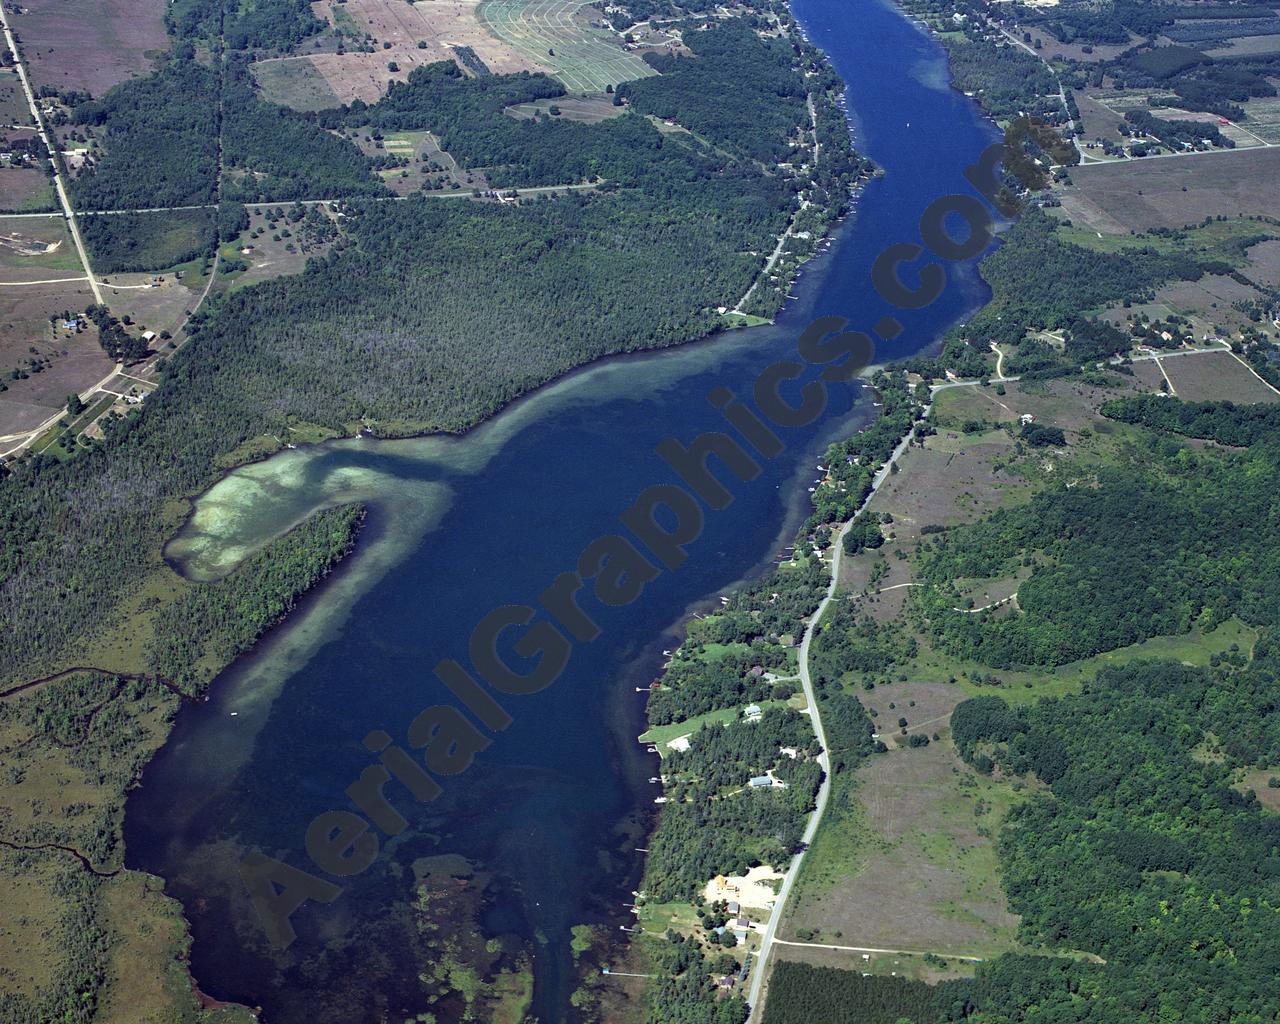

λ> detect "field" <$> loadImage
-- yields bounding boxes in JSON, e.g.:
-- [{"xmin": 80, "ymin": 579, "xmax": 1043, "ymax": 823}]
[
  {"xmin": 784, "ymin": 718, "xmax": 1024, "ymax": 960},
  {"xmin": 252, "ymin": 56, "xmax": 343, "ymax": 112},
  {"xmin": 1073, "ymin": 90, "xmax": 1128, "ymax": 147},
  {"xmin": 1206, "ymin": 33, "xmax": 1280, "ymax": 58},
  {"xmin": 99, "ymin": 268, "xmax": 204, "ymax": 343},
  {"xmin": 1247, "ymin": 238, "xmax": 1280, "ymax": 288},
  {"xmin": 0, "ymin": 216, "xmax": 104, "ymax": 435},
  {"xmin": 1241, "ymin": 95, "xmax": 1280, "ymax": 145},
  {"xmin": 505, "ymin": 95, "xmax": 627, "ymax": 122},
  {"xmin": 478, "ymin": 0, "xmax": 657, "ymax": 93},
  {"xmin": 13, "ymin": 0, "xmax": 170, "ymax": 98},
  {"xmin": 302, "ymin": 0, "xmax": 544, "ymax": 104},
  {"xmin": 1159, "ymin": 349, "xmax": 1280, "ymax": 403},
  {"xmin": 1061, "ymin": 147, "xmax": 1280, "ymax": 232},
  {"xmin": 0, "ymin": 70, "xmax": 35, "ymax": 126},
  {"xmin": 0, "ymin": 168, "xmax": 56, "ymax": 213}
]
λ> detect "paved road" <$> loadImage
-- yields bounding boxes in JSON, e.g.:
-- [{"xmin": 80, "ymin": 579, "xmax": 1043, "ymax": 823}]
[
  {"xmin": 0, "ymin": 182, "xmax": 606, "ymax": 220},
  {"xmin": 0, "ymin": 5, "xmax": 103, "ymax": 306},
  {"xmin": 745, "ymin": 408, "xmax": 926, "ymax": 1019}
]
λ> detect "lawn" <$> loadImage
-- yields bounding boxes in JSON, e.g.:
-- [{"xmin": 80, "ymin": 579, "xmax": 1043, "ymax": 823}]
[{"xmin": 638, "ymin": 696, "xmax": 801, "ymax": 751}]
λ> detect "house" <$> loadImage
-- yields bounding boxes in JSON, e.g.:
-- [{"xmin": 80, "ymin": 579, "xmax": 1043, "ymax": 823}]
[
  {"xmin": 734, "ymin": 916, "xmax": 750, "ymax": 929},
  {"xmin": 141, "ymin": 330, "xmax": 158, "ymax": 343},
  {"xmin": 726, "ymin": 901, "xmax": 740, "ymax": 915},
  {"xmin": 748, "ymin": 775, "xmax": 773, "ymax": 788},
  {"xmin": 743, "ymin": 704, "xmax": 762, "ymax": 719}
]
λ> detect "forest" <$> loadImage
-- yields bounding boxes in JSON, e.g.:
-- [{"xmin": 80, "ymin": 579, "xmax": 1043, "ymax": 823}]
[
  {"xmin": 618, "ymin": 20, "xmax": 808, "ymax": 165},
  {"xmin": 762, "ymin": 963, "xmax": 939, "ymax": 1024},
  {"xmin": 644, "ymin": 707, "xmax": 822, "ymax": 901},
  {"xmin": 70, "ymin": 55, "xmax": 385, "ymax": 210},
  {"xmin": 1101, "ymin": 393, "xmax": 1280, "ymax": 445},
  {"xmin": 912, "ymin": 428, "xmax": 1280, "ymax": 667},
  {"xmin": 166, "ymin": 0, "xmax": 323, "ymax": 52},
  {"xmin": 148, "ymin": 504, "xmax": 364, "ymax": 692},
  {"xmin": 941, "ymin": 653, "xmax": 1280, "ymax": 1022},
  {"xmin": 70, "ymin": 60, "xmax": 220, "ymax": 209},
  {"xmin": 645, "ymin": 932, "xmax": 748, "ymax": 1024}
]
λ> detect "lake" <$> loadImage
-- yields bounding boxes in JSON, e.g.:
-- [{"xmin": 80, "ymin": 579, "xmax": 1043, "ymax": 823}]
[{"xmin": 123, "ymin": 0, "xmax": 1000, "ymax": 1019}]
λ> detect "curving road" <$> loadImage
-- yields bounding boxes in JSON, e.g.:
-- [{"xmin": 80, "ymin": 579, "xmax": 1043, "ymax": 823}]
[{"xmin": 745, "ymin": 404, "xmax": 927, "ymax": 1018}]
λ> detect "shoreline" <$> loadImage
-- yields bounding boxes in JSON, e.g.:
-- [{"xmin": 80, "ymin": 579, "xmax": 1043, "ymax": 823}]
[
  {"xmin": 97, "ymin": 10, "xmax": 876, "ymax": 1022},
  {"xmin": 627, "ymin": 0, "xmax": 1013, "ymax": 1014}
]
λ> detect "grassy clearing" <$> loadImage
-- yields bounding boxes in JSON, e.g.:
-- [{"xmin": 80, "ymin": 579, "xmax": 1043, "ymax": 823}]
[
  {"xmin": 636, "ymin": 900, "xmax": 700, "ymax": 936},
  {"xmin": 911, "ymin": 617, "xmax": 1259, "ymax": 706},
  {"xmin": 786, "ymin": 736, "xmax": 1025, "ymax": 960},
  {"xmin": 722, "ymin": 311, "xmax": 773, "ymax": 329},
  {"xmin": 1055, "ymin": 215, "xmax": 1280, "ymax": 258},
  {"xmin": 251, "ymin": 57, "xmax": 341, "ymax": 112}
]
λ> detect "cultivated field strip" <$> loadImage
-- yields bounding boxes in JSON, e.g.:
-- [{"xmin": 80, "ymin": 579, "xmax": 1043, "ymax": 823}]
[{"xmin": 478, "ymin": 0, "xmax": 655, "ymax": 93}]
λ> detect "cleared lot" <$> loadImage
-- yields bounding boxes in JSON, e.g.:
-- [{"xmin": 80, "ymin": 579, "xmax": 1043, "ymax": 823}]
[
  {"xmin": 1063, "ymin": 147, "xmax": 1280, "ymax": 232},
  {"xmin": 14, "ymin": 0, "xmax": 169, "ymax": 98}
]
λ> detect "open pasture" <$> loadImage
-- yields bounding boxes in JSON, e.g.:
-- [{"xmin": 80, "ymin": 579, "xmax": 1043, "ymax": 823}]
[
  {"xmin": 478, "ymin": 0, "xmax": 656, "ymax": 93},
  {"xmin": 1159, "ymin": 349, "xmax": 1280, "ymax": 403},
  {"xmin": 505, "ymin": 94, "xmax": 626, "ymax": 122},
  {"xmin": 252, "ymin": 56, "xmax": 343, "ymax": 112},
  {"xmin": 784, "ymin": 730, "xmax": 1023, "ymax": 959},
  {"xmin": 13, "ymin": 0, "xmax": 169, "ymax": 98},
  {"xmin": 0, "ymin": 168, "xmax": 55, "ymax": 213},
  {"xmin": 1241, "ymin": 95, "xmax": 1280, "ymax": 145},
  {"xmin": 1064, "ymin": 147, "xmax": 1280, "ymax": 232},
  {"xmin": 0, "ymin": 71, "xmax": 34, "ymax": 126}
]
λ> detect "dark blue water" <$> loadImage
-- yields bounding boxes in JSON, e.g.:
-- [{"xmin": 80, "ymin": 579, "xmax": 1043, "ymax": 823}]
[{"xmin": 124, "ymin": 1, "xmax": 999, "ymax": 1020}]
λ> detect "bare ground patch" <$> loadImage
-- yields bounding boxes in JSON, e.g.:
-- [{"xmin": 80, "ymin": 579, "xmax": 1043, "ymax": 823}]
[
  {"xmin": 15, "ymin": 0, "xmax": 169, "ymax": 98},
  {"xmin": 305, "ymin": 0, "xmax": 544, "ymax": 104},
  {"xmin": 1066, "ymin": 147, "xmax": 1280, "ymax": 232},
  {"xmin": 0, "ymin": 217, "xmax": 82, "ymax": 281}
]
